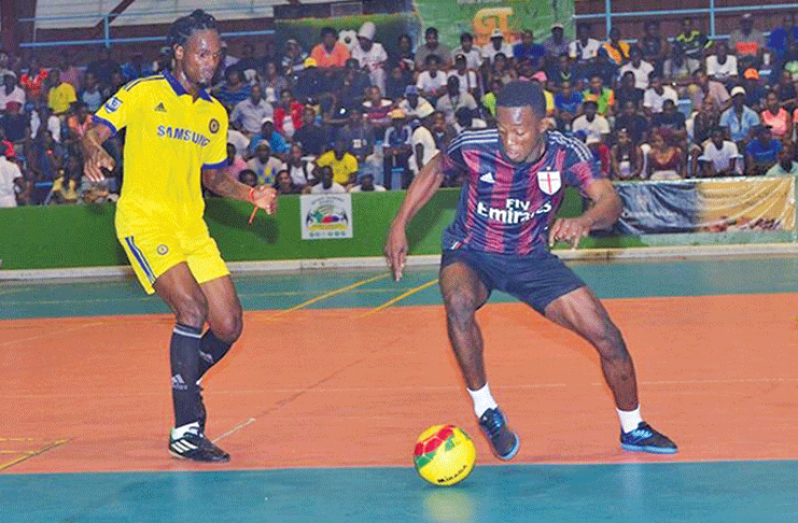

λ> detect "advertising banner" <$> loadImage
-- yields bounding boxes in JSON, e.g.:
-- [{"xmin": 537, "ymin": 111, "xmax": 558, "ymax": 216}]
[{"xmin": 300, "ymin": 193, "xmax": 354, "ymax": 240}]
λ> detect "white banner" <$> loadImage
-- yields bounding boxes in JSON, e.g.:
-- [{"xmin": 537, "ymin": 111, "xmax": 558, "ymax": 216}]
[{"xmin": 300, "ymin": 193, "xmax": 353, "ymax": 240}]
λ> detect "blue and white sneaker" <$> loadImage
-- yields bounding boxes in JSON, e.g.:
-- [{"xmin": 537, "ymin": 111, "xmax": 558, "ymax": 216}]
[
  {"xmin": 620, "ymin": 422, "xmax": 677, "ymax": 454},
  {"xmin": 478, "ymin": 407, "xmax": 520, "ymax": 460}
]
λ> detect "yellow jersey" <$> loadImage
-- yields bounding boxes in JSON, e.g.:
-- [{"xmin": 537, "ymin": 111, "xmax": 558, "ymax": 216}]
[{"xmin": 93, "ymin": 71, "xmax": 228, "ymax": 231}]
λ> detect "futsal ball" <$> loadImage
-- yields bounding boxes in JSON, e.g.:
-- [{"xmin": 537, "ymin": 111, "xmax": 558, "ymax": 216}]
[{"xmin": 413, "ymin": 424, "xmax": 476, "ymax": 486}]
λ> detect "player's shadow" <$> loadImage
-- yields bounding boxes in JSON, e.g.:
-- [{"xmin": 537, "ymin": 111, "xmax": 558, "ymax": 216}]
[{"xmin": 206, "ymin": 199, "xmax": 280, "ymax": 244}]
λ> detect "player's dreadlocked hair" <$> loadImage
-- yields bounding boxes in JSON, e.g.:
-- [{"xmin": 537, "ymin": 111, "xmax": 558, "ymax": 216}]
[
  {"xmin": 496, "ymin": 80, "xmax": 546, "ymax": 118},
  {"xmin": 166, "ymin": 9, "xmax": 217, "ymax": 50}
]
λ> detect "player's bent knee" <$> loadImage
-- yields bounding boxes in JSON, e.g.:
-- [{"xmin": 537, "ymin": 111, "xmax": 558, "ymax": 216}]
[
  {"xmin": 214, "ymin": 312, "xmax": 242, "ymax": 344},
  {"xmin": 592, "ymin": 321, "xmax": 628, "ymax": 360},
  {"xmin": 443, "ymin": 291, "xmax": 479, "ymax": 327},
  {"xmin": 175, "ymin": 293, "xmax": 209, "ymax": 329}
]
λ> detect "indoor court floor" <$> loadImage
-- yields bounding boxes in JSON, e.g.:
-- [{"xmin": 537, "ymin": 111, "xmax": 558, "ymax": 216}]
[{"xmin": 2, "ymin": 256, "xmax": 798, "ymax": 522}]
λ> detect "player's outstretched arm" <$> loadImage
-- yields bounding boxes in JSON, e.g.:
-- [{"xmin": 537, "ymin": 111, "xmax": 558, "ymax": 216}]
[
  {"xmin": 202, "ymin": 168, "xmax": 277, "ymax": 215},
  {"xmin": 548, "ymin": 178, "xmax": 622, "ymax": 249},
  {"xmin": 384, "ymin": 153, "xmax": 446, "ymax": 281},
  {"xmin": 81, "ymin": 123, "xmax": 115, "ymax": 183}
]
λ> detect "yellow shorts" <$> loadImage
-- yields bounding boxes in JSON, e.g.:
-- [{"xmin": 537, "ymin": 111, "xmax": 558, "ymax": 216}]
[{"xmin": 117, "ymin": 220, "xmax": 229, "ymax": 295}]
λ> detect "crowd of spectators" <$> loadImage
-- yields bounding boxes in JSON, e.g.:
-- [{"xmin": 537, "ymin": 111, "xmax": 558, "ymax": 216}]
[{"xmin": 2, "ymin": 12, "xmax": 798, "ymax": 208}]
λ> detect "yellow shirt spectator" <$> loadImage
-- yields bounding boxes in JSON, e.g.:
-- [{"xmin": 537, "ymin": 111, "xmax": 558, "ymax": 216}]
[
  {"xmin": 48, "ymin": 81, "xmax": 77, "ymax": 115},
  {"xmin": 316, "ymin": 148, "xmax": 358, "ymax": 185}
]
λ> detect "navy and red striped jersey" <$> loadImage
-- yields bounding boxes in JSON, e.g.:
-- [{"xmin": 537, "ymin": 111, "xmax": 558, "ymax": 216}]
[{"xmin": 440, "ymin": 129, "xmax": 604, "ymax": 255}]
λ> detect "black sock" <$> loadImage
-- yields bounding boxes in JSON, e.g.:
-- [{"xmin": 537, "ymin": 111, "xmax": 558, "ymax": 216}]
[
  {"xmin": 198, "ymin": 330, "xmax": 234, "ymax": 379},
  {"xmin": 170, "ymin": 323, "xmax": 203, "ymax": 428}
]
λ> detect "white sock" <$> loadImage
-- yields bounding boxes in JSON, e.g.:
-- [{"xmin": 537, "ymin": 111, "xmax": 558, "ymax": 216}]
[
  {"xmin": 617, "ymin": 406, "xmax": 643, "ymax": 433},
  {"xmin": 467, "ymin": 383, "xmax": 499, "ymax": 418},
  {"xmin": 171, "ymin": 421, "xmax": 201, "ymax": 439}
]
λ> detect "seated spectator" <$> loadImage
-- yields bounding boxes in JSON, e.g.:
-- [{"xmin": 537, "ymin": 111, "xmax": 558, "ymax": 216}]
[
  {"xmin": 705, "ymin": 42, "xmax": 738, "ymax": 86},
  {"xmin": 349, "ymin": 173, "xmax": 386, "ymax": 192},
  {"xmin": 586, "ymin": 48, "xmax": 619, "ymax": 89},
  {"xmin": 57, "ymin": 51, "xmax": 81, "ymax": 93},
  {"xmin": 317, "ymin": 138, "xmax": 358, "ymax": 187},
  {"xmin": 121, "ymin": 52, "xmax": 152, "ymax": 82},
  {"xmin": 281, "ymin": 39, "xmax": 308, "ymax": 76},
  {"xmin": 720, "ymin": 87, "xmax": 761, "ymax": 146},
  {"xmin": 687, "ymin": 95, "xmax": 721, "ymax": 168},
  {"xmin": 0, "ymin": 150, "xmax": 22, "ymax": 208},
  {"xmin": 582, "ymin": 133, "xmax": 610, "ymax": 176},
  {"xmin": 275, "ymin": 169, "xmax": 301, "ymax": 194},
  {"xmin": 409, "ymin": 106, "xmax": 438, "ymax": 181},
  {"xmin": 1, "ymin": 101, "xmax": 26, "ymax": 155},
  {"xmin": 572, "ymin": 100, "xmax": 609, "ymax": 144},
  {"xmin": 569, "ymin": 23, "xmax": 601, "ymax": 66},
  {"xmin": 619, "ymin": 46, "xmax": 654, "ymax": 90},
  {"xmin": 553, "ymin": 80, "xmax": 583, "ymax": 132},
  {"xmin": 311, "ymin": 27, "xmax": 351, "ymax": 70},
  {"xmin": 547, "ymin": 53, "xmax": 577, "ymax": 89},
  {"xmin": 273, "ymin": 89, "xmax": 303, "ymax": 139},
  {"xmin": 481, "ymin": 79, "xmax": 503, "ymax": 119},
  {"xmin": 741, "ymin": 69, "xmax": 768, "ymax": 112},
  {"xmin": 388, "ymin": 33, "xmax": 416, "ymax": 74},
  {"xmin": 760, "ymin": 91, "xmax": 792, "ymax": 140},
  {"xmin": 643, "ymin": 74, "xmax": 677, "ymax": 115},
  {"xmin": 453, "ymin": 107, "xmax": 486, "ymax": 134},
  {"xmin": 431, "ymin": 110, "xmax": 456, "ymax": 152},
  {"xmin": 30, "ymin": 103, "xmax": 61, "ymax": 144},
  {"xmin": 436, "ymin": 76, "xmax": 478, "ymax": 126},
  {"xmin": 774, "ymin": 70, "xmax": 798, "ymax": 113},
  {"xmin": 641, "ymin": 20, "xmax": 668, "ymax": 77},
  {"xmin": 221, "ymin": 143, "xmax": 247, "ymax": 181},
  {"xmin": 614, "ymin": 100, "xmax": 649, "ymax": 145},
  {"xmin": 227, "ymin": 126, "xmax": 250, "ymax": 159},
  {"xmin": 398, "ymin": 85, "xmax": 433, "ymax": 120},
  {"xmin": 47, "ymin": 69, "xmax": 77, "ymax": 116},
  {"xmin": 49, "ymin": 154, "xmax": 82, "ymax": 205},
  {"xmin": 416, "ymin": 54, "xmax": 448, "ymax": 103},
  {"xmin": 20, "ymin": 56, "xmax": 48, "ymax": 104},
  {"xmin": 768, "ymin": 15, "xmax": 796, "ymax": 65},
  {"xmin": 675, "ymin": 17, "xmax": 711, "ymax": 64},
  {"xmin": 152, "ymin": 46, "xmax": 172, "ymax": 74},
  {"xmin": 529, "ymin": 72, "xmax": 555, "ymax": 116},
  {"xmin": 663, "ymin": 43, "xmax": 699, "ymax": 89},
  {"xmin": 452, "ymin": 32, "xmax": 483, "ymax": 72},
  {"xmin": 382, "ymin": 109, "xmax": 412, "ymax": 190},
  {"xmin": 28, "ymin": 128, "xmax": 65, "ymax": 182},
  {"xmin": 309, "ymin": 165, "xmax": 346, "ymax": 194},
  {"xmin": 352, "ymin": 22, "xmax": 387, "ymax": 94},
  {"xmin": 230, "ymin": 84, "xmax": 273, "ymax": 136},
  {"xmin": 543, "ymin": 23, "xmax": 570, "ymax": 64},
  {"xmin": 687, "ymin": 69, "xmax": 730, "ymax": 113},
  {"xmin": 744, "ymin": 125, "xmax": 781, "ymax": 175},
  {"xmin": 0, "ymin": 72, "xmax": 25, "ymax": 112},
  {"xmin": 582, "ymin": 74, "xmax": 614, "ymax": 116},
  {"xmin": 647, "ymin": 130, "xmax": 685, "ymax": 180},
  {"xmin": 652, "ymin": 99, "xmax": 687, "ymax": 143},
  {"xmin": 334, "ymin": 58, "xmax": 372, "ymax": 110},
  {"xmin": 362, "ymin": 86, "xmax": 393, "ymax": 132},
  {"xmin": 106, "ymin": 70, "xmax": 126, "ymax": 99},
  {"xmin": 415, "ymin": 27, "xmax": 452, "ymax": 70},
  {"xmin": 80, "ymin": 72, "xmax": 103, "ymax": 113},
  {"xmin": 248, "ymin": 142, "xmax": 285, "ymax": 186},
  {"xmin": 66, "ymin": 102, "xmax": 92, "ymax": 143},
  {"xmin": 448, "ymin": 54, "xmax": 481, "ymax": 98},
  {"xmin": 214, "ymin": 68, "xmax": 251, "ymax": 111},
  {"xmin": 489, "ymin": 53, "xmax": 516, "ymax": 86},
  {"xmin": 86, "ymin": 47, "xmax": 121, "ymax": 91},
  {"xmin": 248, "ymin": 117, "xmax": 289, "ymax": 157},
  {"xmin": 729, "ymin": 14, "xmax": 765, "ymax": 70},
  {"xmin": 698, "ymin": 126, "xmax": 741, "ymax": 177},
  {"xmin": 602, "ymin": 27, "xmax": 630, "ymax": 66},
  {"xmin": 610, "ymin": 127, "xmax": 644, "ymax": 180},
  {"xmin": 285, "ymin": 143, "xmax": 316, "ymax": 188},
  {"xmin": 337, "ymin": 107, "xmax": 376, "ymax": 176},
  {"xmin": 513, "ymin": 29, "xmax": 546, "ymax": 68},
  {"xmin": 615, "ymin": 71, "xmax": 644, "ymax": 110},
  {"xmin": 293, "ymin": 58, "xmax": 327, "ymax": 104},
  {"xmin": 385, "ymin": 65, "xmax": 411, "ymax": 101},
  {"xmin": 766, "ymin": 141, "xmax": 798, "ymax": 176},
  {"xmin": 292, "ymin": 106, "xmax": 328, "ymax": 157},
  {"xmin": 263, "ymin": 61, "xmax": 288, "ymax": 104},
  {"xmin": 238, "ymin": 169, "xmax": 258, "ymax": 188}
]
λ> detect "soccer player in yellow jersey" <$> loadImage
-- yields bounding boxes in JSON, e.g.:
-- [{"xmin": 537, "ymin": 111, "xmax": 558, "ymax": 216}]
[{"xmin": 81, "ymin": 10, "xmax": 277, "ymax": 462}]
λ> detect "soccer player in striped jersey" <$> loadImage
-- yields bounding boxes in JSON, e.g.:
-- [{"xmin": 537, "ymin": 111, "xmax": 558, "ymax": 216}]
[
  {"xmin": 82, "ymin": 10, "xmax": 277, "ymax": 462},
  {"xmin": 385, "ymin": 81, "xmax": 676, "ymax": 459}
]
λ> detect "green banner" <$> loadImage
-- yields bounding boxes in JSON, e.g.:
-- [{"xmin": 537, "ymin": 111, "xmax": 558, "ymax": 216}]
[{"xmin": 413, "ymin": 0, "xmax": 574, "ymax": 49}]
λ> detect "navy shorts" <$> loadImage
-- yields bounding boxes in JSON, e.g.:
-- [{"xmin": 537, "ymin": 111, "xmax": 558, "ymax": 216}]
[{"xmin": 440, "ymin": 248, "xmax": 586, "ymax": 314}]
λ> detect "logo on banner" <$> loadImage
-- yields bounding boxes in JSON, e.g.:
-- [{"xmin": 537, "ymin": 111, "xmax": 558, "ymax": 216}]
[
  {"xmin": 537, "ymin": 170, "xmax": 561, "ymax": 195},
  {"xmin": 300, "ymin": 194, "xmax": 353, "ymax": 239}
]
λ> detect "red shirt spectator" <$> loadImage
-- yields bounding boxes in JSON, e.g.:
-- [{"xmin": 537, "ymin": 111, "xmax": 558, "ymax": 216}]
[
  {"xmin": 20, "ymin": 58, "xmax": 48, "ymax": 102},
  {"xmin": 273, "ymin": 91, "xmax": 303, "ymax": 139}
]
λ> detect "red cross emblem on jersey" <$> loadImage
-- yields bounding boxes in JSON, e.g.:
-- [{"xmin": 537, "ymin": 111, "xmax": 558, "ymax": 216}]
[{"xmin": 537, "ymin": 170, "xmax": 562, "ymax": 195}]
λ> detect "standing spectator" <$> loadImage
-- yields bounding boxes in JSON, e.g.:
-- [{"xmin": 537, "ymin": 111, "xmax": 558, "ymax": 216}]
[
  {"xmin": 767, "ymin": 15, "xmax": 797, "ymax": 65},
  {"xmin": 745, "ymin": 125, "xmax": 781, "ymax": 175},
  {"xmin": 316, "ymin": 138, "xmax": 358, "ymax": 187},
  {"xmin": 80, "ymin": 71, "xmax": 104, "ymax": 113},
  {"xmin": 729, "ymin": 14, "xmax": 766, "ymax": 71},
  {"xmin": 647, "ymin": 130, "xmax": 685, "ymax": 180},
  {"xmin": 582, "ymin": 74, "xmax": 614, "ymax": 116},
  {"xmin": 416, "ymin": 54, "xmax": 448, "ymax": 103},
  {"xmin": 615, "ymin": 71, "xmax": 644, "ymax": 110},
  {"xmin": 381, "ymin": 109, "xmax": 412, "ymax": 190},
  {"xmin": 543, "ymin": 23, "xmax": 570, "ymax": 64},
  {"xmin": 415, "ymin": 27, "xmax": 452, "ymax": 70},
  {"xmin": 213, "ymin": 68, "xmax": 251, "ymax": 110},
  {"xmin": 20, "ymin": 56, "xmax": 48, "ymax": 104},
  {"xmin": 572, "ymin": 100, "xmax": 609, "ymax": 144},
  {"xmin": 602, "ymin": 27, "xmax": 630, "ymax": 66},
  {"xmin": 687, "ymin": 69, "xmax": 730, "ymax": 113},
  {"xmin": 641, "ymin": 20, "xmax": 668, "ymax": 77},
  {"xmin": 263, "ymin": 61, "xmax": 288, "ymax": 105},
  {"xmin": 362, "ymin": 85, "xmax": 393, "ymax": 132},
  {"xmin": 619, "ymin": 47, "xmax": 654, "ymax": 90},
  {"xmin": 614, "ymin": 100, "xmax": 649, "ymax": 145},
  {"xmin": 448, "ymin": 54, "xmax": 481, "ymax": 98},
  {"xmin": 699, "ymin": 127, "xmax": 741, "ymax": 177},
  {"xmin": 247, "ymin": 142, "xmax": 285, "ymax": 186},
  {"xmin": 436, "ymin": 76, "xmax": 478, "ymax": 126},
  {"xmin": 292, "ymin": 106, "xmax": 328, "ymax": 157},
  {"xmin": 610, "ymin": 127, "xmax": 644, "ymax": 180},
  {"xmin": 311, "ymin": 27, "xmax": 351, "ymax": 70},
  {"xmin": 285, "ymin": 143, "xmax": 316, "ymax": 188},
  {"xmin": 452, "ymin": 33, "xmax": 482, "ymax": 72},
  {"xmin": 705, "ymin": 42, "xmax": 738, "ymax": 86},
  {"xmin": 721, "ymin": 87, "xmax": 761, "ymax": 145},
  {"xmin": 230, "ymin": 84, "xmax": 273, "ymax": 136},
  {"xmin": 398, "ymin": 85, "xmax": 434, "ymax": 121},
  {"xmin": 57, "ymin": 51, "xmax": 82, "ymax": 93},
  {"xmin": 0, "ymin": 151, "xmax": 22, "ymax": 207},
  {"xmin": 86, "ymin": 47, "xmax": 121, "ymax": 90},
  {"xmin": 273, "ymin": 89, "xmax": 303, "ymax": 139},
  {"xmin": 121, "ymin": 52, "xmax": 153, "ymax": 82},
  {"xmin": 675, "ymin": 18, "xmax": 711, "ymax": 63},
  {"xmin": 760, "ymin": 91, "xmax": 792, "ymax": 140},
  {"xmin": 351, "ymin": 22, "xmax": 387, "ymax": 95},
  {"xmin": 309, "ymin": 165, "xmax": 346, "ymax": 194},
  {"xmin": 643, "ymin": 74, "xmax": 677, "ymax": 115},
  {"xmin": 513, "ymin": 29, "xmax": 545, "ymax": 68},
  {"xmin": 0, "ymin": 72, "xmax": 25, "ymax": 112},
  {"xmin": 47, "ymin": 69, "xmax": 77, "ymax": 116},
  {"xmin": 766, "ymin": 141, "xmax": 798, "ymax": 176}
]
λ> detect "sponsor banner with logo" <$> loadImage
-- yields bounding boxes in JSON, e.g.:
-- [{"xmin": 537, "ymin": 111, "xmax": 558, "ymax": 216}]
[
  {"xmin": 414, "ymin": 0, "xmax": 574, "ymax": 49},
  {"xmin": 611, "ymin": 178, "xmax": 795, "ymax": 235},
  {"xmin": 300, "ymin": 194, "xmax": 354, "ymax": 240}
]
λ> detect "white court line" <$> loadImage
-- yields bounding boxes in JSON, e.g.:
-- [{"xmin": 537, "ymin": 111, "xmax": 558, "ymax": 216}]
[{"xmin": 213, "ymin": 418, "xmax": 256, "ymax": 443}]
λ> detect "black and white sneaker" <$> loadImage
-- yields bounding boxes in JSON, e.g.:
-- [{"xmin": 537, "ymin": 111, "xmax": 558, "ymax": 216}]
[{"xmin": 169, "ymin": 427, "xmax": 229, "ymax": 463}]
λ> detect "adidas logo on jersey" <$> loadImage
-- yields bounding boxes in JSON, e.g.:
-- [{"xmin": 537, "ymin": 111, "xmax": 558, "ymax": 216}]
[
  {"xmin": 154, "ymin": 102, "xmax": 167, "ymax": 113},
  {"xmin": 479, "ymin": 172, "xmax": 495, "ymax": 184}
]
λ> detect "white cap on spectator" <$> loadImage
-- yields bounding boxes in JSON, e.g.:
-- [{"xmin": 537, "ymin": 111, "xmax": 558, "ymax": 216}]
[
  {"xmin": 731, "ymin": 86, "xmax": 746, "ymax": 97},
  {"xmin": 358, "ymin": 22, "xmax": 376, "ymax": 41},
  {"xmin": 262, "ymin": 116, "xmax": 274, "ymax": 124},
  {"xmin": 490, "ymin": 28, "xmax": 504, "ymax": 39},
  {"xmin": 417, "ymin": 104, "xmax": 434, "ymax": 119}
]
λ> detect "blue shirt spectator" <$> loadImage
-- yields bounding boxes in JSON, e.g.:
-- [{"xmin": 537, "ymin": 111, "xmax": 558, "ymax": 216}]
[
  {"xmin": 248, "ymin": 118, "xmax": 289, "ymax": 157},
  {"xmin": 745, "ymin": 126, "xmax": 781, "ymax": 175},
  {"xmin": 720, "ymin": 90, "xmax": 760, "ymax": 142},
  {"xmin": 513, "ymin": 30, "xmax": 546, "ymax": 67}
]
